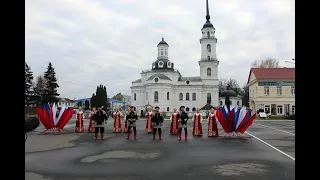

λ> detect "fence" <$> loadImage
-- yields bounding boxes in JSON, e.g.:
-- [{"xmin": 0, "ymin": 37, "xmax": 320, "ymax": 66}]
[{"xmin": 25, "ymin": 106, "xmax": 36, "ymax": 116}]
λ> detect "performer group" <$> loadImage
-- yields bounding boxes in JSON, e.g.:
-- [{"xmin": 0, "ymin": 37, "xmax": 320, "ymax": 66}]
[{"xmin": 75, "ymin": 105, "xmax": 219, "ymax": 140}]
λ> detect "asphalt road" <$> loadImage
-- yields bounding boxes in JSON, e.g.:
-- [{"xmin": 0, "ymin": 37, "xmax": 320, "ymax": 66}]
[{"xmin": 26, "ymin": 119, "xmax": 295, "ymax": 180}]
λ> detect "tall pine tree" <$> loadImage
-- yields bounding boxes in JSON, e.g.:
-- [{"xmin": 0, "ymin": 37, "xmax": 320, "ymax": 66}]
[
  {"xmin": 91, "ymin": 84, "xmax": 108, "ymax": 111},
  {"xmin": 90, "ymin": 93, "xmax": 97, "ymax": 108},
  {"xmin": 43, "ymin": 62, "xmax": 60, "ymax": 103},
  {"xmin": 25, "ymin": 63, "xmax": 34, "ymax": 106}
]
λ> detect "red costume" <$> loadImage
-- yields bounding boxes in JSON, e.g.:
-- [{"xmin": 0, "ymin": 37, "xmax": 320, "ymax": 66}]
[
  {"xmin": 170, "ymin": 113, "xmax": 179, "ymax": 135},
  {"xmin": 207, "ymin": 113, "xmax": 219, "ymax": 137},
  {"xmin": 124, "ymin": 111, "xmax": 132, "ymax": 133},
  {"xmin": 192, "ymin": 113, "xmax": 203, "ymax": 136},
  {"xmin": 113, "ymin": 111, "xmax": 122, "ymax": 133},
  {"xmin": 145, "ymin": 111, "xmax": 153, "ymax": 133},
  {"xmin": 75, "ymin": 110, "xmax": 84, "ymax": 133},
  {"xmin": 88, "ymin": 111, "xmax": 95, "ymax": 132}
]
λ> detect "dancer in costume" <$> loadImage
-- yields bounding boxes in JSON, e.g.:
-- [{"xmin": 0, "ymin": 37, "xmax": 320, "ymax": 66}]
[
  {"xmin": 192, "ymin": 108, "xmax": 203, "ymax": 136},
  {"xmin": 151, "ymin": 106, "xmax": 164, "ymax": 140},
  {"xmin": 92, "ymin": 105, "xmax": 108, "ymax": 140},
  {"xmin": 145, "ymin": 106, "xmax": 153, "ymax": 133},
  {"xmin": 207, "ymin": 107, "xmax": 219, "ymax": 137},
  {"xmin": 126, "ymin": 106, "xmax": 138, "ymax": 139},
  {"xmin": 124, "ymin": 106, "xmax": 132, "ymax": 133},
  {"xmin": 113, "ymin": 108, "xmax": 122, "ymax": 133},
  {"xmin": 169, "ymin": 108, "xmax": 179, "ymax": 135},
  {"xmin": 178, "ymin": 106, "xmax": 189, "ymax": 140},
  {"xmin": 75, "ymin": 106, "xmax": 85, "ymax": 133},
  {"xmin": 88, "ymin": 107, "xmax": 96, "ymax": 133}
]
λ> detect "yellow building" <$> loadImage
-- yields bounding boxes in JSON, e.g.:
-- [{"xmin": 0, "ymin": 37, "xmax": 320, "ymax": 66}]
[{"xmin": 247, "ymin": 68, "xmax": 295, "ymax": 116}]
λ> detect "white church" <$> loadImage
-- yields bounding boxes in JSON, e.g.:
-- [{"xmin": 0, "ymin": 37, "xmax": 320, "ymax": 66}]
[{"xmin": 130, "ymin": 0, "xmax": 241, "ymax": 115}]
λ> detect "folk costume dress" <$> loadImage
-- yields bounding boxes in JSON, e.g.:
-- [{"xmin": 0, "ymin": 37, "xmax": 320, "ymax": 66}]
[
  {"xmin": 170, "ymin": 113, "xmax": 179, "ymax": 135},
  {"xmin": 145, "ymin": 111, "xmax": 153, "ymax": 133},
  {"xmin": 192, "ymin": 113, "xmax": 203, "ymax": 136},
  {"xmin": 207, "ymin": 113, "xmax": 219, "ymax": 137},
  {"xmin": 113, "ymin": 111, "xmax": 122, "ymax": 133},
  {"xmin": 88, "ymin": 111, "xmax": 95, "ymax": 133},
  {"xmin": 75, "ymin": 110, "xmax": 85, "ymax": 133},
  {"xmin": 124, "ymin": 111, "xmax": 132, "ymax": 133}
]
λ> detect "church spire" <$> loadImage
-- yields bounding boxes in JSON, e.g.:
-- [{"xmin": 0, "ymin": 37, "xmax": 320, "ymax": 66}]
[{"xmin": 206, "ymin": 0, "xmax": 210, "ymax": 22}]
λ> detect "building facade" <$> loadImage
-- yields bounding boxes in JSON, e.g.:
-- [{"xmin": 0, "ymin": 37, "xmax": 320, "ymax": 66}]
[
  {"xmin": 57, "ymin": 98, "xmax": 75, "ymax": 108},
  {"xmin": 247, "ymin": 68, "xmax": 295, "ymax": 116},
  {"xmin": 74, "ymin": 98, "xmax": 126, "ymax": 110},
  {"xmin": 130, "ymin": 1, "xmax": 220, "ymax": 116}
]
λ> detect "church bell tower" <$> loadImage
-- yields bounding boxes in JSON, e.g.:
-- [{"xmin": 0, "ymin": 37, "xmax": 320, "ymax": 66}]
[{"xmin": 199, "ymin": 0, "xmax": 219, "ymax": 81}]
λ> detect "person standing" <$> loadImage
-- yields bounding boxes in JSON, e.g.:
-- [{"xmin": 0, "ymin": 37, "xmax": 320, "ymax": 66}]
[
  {"xmin": 113, "ymin": 108, "xmax": 122, "ymax": 133},
  {"xmin": 124, "ymin": 106, "xmax": 132, "ymax": 133},
  {"xmin": 178, "ymin": 106, "xmax": 189, "ymax": 140},
  {"xmin": 145, "ymin": 106, "xmax": 153, "ymax": 133},
  {"xmin": 88, "ymin": 107, "xmax": 96, "ymax": 133},
  {"xmin": 92, "ymin": 105, "xmax": 108, "ymax": 140},
  {"xmin": 207, "ymin": 107, "xmax": 219, "ymax": 137},
  {"xmin": 126, "ymin": 106, "xmax": 138, "ymax": 139},
  {"xmin": 75, "ymin": 106, "xmax": 85, "ymax": 133},
  {"xmin": 151, "ymin": 106, "xmax": 164, "ymax": 140},
  {"xmin": 170, "ymin": 108, "xmax": 179, "ymax": 135},
  {"xmin": 192, "ymin": 108, "xmax": 203, "ymax": 136}
]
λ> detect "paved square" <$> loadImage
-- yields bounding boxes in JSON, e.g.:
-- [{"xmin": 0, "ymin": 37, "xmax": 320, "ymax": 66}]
[{"xmin": 26, "ymin": 119, "xmax": 295, "ymax": 180}]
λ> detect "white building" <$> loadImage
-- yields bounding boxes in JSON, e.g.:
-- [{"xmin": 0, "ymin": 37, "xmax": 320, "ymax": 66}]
[{"xmin": 130, "ymin": 0, "xmax": 220, "ymax": 116}]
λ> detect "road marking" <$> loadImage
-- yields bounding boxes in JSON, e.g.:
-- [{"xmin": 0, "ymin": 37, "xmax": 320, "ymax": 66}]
[
  {"xmin": 254, "ymin": 123, "xmax": 295, "ymax": 136},
  {"xmin": 245, "ymin": 131, "xmax": 295, "ymax": 161}
]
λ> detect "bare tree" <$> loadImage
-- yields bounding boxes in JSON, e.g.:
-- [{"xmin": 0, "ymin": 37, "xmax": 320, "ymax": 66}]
[
  {"xmin": 32, "ymin": 75, "xmax": 47, "ymax": 105},
  {"xmin": 219, "ymin": 78, "xmax": 241, "ymax": 95},
  {"xmin": 251, "ymin": 58, "xmax": 280, "ymax": 68}
]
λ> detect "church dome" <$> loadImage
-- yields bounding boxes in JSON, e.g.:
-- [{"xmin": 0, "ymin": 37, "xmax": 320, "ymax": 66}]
[
  {"xmin": 157, "ymin": 37, "xmax": 169, "ymax": 46},
  {"xmin": 203, "ymin": 21, "xmax": 214, "ymax": 28},
  {"xmin": 152, "ymin": 58, "xmax": 174, "ymax": 71}
]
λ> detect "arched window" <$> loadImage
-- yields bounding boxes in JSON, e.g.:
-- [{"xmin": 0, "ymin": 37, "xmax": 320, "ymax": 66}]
[
  {"xmin": 179, "ymin": 93, "xmax": 183, "ymax": 101},
  {"xmin": 134, "ymin": 93, "xmax": 136, "ymax": 101},
  {"xmin": 158, "ymin": 51, "xmax": 160, "ymax": 56},
  {"xmin": 192, "ymin": 93, "xmax": 196, "ymax": 101},
  {"xmin": 186, "ymin": 107, "xmax": 190, "ymax": 111},
  {"xmin": 165, "ymin": 50, "xmax": 167, "ymax": 56},
  {"xmin": 161, "ymin": 51, "xmax": 163, "ymax": 55},
  {"xmin": 237, "ymin": 101, "xmax": 240, "ymax": 105},
  {"xmin": 186, "ymin": 93, "xmax": 190, "ymax": 100},
  {"xmin": 167, "ymin": 107, "xmax": 169, "ymax": 112},
  {"xmin": 192, "ymin": 107, "xmax": 196, "ymax": 111},
  {"xmin": 167, "ymin": 92, "xmax": 170, "ymax": 100},
  {"xmin": 207, "ymin": 31, "xmax": 210, "ymax": 38},
  {"xmin": 207, "ymin": 44, "xmax": 211, "ymax": 52},
  {"xmin": 207, "ymin": 93, "xmax": 211, "ymax": 104},
  {"xmin": 154, "ymin": 91, "xmax": 159, "ymax": 103},
  {"xmin": 207, "ymin": 68, "xmax": 211, "ymax": 76}
]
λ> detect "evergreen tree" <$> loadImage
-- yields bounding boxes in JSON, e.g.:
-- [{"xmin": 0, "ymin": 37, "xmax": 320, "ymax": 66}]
[
  {"xmin": 77, "ymin": 100, "xmax": 82, "ymax": 107},
  {"xmin": 90, "ymin": 93, "xmax": 96, "ymax": 108},
  {"xmin": 25, "ymin": 63, "xmax": 34, "ymax": 106},
  {"xmin": 43, "ymin": 62, "xmax": 60, "ymax": 103},
  {"xmin": 84, "ymin": 100, "xmax": 90, "ymax": 110},
  {"xmin": 33, "ymin": 75, "xmax": 47, "ymax": 105}
]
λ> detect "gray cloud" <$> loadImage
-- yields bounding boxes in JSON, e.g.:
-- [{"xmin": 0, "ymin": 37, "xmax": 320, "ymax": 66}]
[{"xmin": 26, "ymin": 0, "xmax": 295, "ymax": 98}]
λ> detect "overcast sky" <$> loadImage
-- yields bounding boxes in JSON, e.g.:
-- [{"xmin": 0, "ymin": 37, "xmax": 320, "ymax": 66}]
[{"xmin": 25, "ymin": 0, "xmax": 295, "ymax": 99}]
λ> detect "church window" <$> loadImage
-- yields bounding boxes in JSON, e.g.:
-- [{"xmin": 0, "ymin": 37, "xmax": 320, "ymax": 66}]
[
  {"xmin": 154, "ymin": 77, "xmax": 159, "ymax": 83},
  {"xmin": 167, "ymin": 107, "xmax": 169, "ymax": 112},
  {"xmin": 186, "ymin": 80, "xmax": 190, "ymax": 84},
  {"xmin": 207, "ymin": 56, "xmax": 210, "ymax": 60},
  {"xmin": 179, "ymin": 93, "xmax": 183, "ymax": 101},
  {"xmin": 154, "ymin": 91, "xmax": 159, "ymax": 103},
  {"xmin": 161, "ymin": 51, "xmax": 163, "ymax": 55},
  {"xmin": 192, "ymin": 93, "xmax": 196, "ymax": 101},
  {"xmin": 134, "ymin": 93, "xmax": 136, "ymax": 101},
  {"xmin": 207, "ymin": 68, "xmax": 211, "ymax": 76},
  {"xmin": 167, "ymin": 92, "xmax": 170, "ymax": 100},
  {"xmin": 207, "ymin": 31, "xmax": 210, "ymax": 38},
  {"xmin": 186, "ymin": 107, "xmax": 190, "ymax": 112},
  {"xmin": 167, "ymin": 61, "xmax": 171, "ymax": 68},
  {"xmin": 207, "ymin": 93, "xmax": 211, "ymax": 104},
  {"xmin": 165, "ymin": 49, "xmax": 167, "ymax": 56},
  {"xmin": 158, "ymin": 51, "xmax": 160, "ymax": 56},
  {"xmin": 186, "ymin": 93, "xmax": 190, "ymax": 101},
  {"xmin": 192, "ymin": 107, "xmax": 196, "ymax": 111},
  {"xmin": 220, "ymin": 101, "xmax": 222, "ymax": 105},
  {"xmin": 207, "ymin": 44, "xmax": 211, "ymax": 52},
  {"xmin": 237, "ymin": 101, "xmax": 240, "ymax": 105},
  {"xmin": 158, "ymin": 61, "xmax": 164, "ymax": 67}
]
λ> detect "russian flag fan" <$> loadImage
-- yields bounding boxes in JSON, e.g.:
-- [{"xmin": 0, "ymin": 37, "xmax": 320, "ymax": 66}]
[
  {"xmin": 36, "ymin": 103, "xmax": 73, "ymax": 135},
  {"xmin": 216, "ymin": 105, "xmax": 256, "ymax": 138}
]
